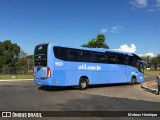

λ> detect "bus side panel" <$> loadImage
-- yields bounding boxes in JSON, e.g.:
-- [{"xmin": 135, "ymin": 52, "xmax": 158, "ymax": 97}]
[
  {"xmin": 136, "ymin": 72, "xmax": 144, "ymax": 83},
  {"xmin": 125, "ymin": 66, "xmax": 138, "ymax": 82},
  {"xmin": 101, "ymin": 71, "xmax": 108, "ymax": 84},
  {"xmin": 65, "ymin": 71, "xmax": 83, "ymax": 86},
  {"xmin": 65, "ymin": 70, "xmax": 102, "ymax": 86},
  {"xmin": 104, "ymin": 64, "xmax": 126, "ymax": 84},
  {"xmin": 52, "ymin": 70, "xmax": 66, "ymax": 86},
  {"xmin": 64, "ymin": 64, "xmax": 127, "ymax": 86},
  {"xmin": 87, "ymin": 71, "xmax": 101, "ymax": 85},
  {"xmin": 93, "ymin": 71, "xmax": 102, "ymax": 84},
  {"xmin": 65, "ymin": 71, "xmax": 99, "ymax": 86}
]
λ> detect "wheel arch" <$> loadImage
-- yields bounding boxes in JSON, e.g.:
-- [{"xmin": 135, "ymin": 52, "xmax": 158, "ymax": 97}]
[
  {"xmin": 79, "ymin": 76, "xmax": 89, "ymax": 84},
  {"xmin": 130, "ymin": 75, "xmax": 137, "ymax": 85},
  {"xmin": 78, "ymin": 76, "xmax": 89, "ymax": 90},
  {"xmin": 132, "ymin": 75, "xmax": 137, "ymax": 80}
]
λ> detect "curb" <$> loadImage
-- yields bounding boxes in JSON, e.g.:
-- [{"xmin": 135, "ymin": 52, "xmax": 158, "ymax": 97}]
[
  {"xmin": 141, "ymin": 84, "xmax": 158, "ymax": 93},
  {"xmin": 0, "ymin": 79, "xmax": 33, "ymax": 81}
]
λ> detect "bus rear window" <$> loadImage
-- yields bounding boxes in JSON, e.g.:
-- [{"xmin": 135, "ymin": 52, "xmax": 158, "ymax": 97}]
[{"xmin": 34, "ymin": 44, "xmax": 48, "ymax": 66}]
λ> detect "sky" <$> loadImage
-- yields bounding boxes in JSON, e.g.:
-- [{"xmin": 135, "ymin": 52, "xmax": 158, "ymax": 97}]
[{"xmin": 0, "ymin": 0, "xmax": 160, "ymax": 56}]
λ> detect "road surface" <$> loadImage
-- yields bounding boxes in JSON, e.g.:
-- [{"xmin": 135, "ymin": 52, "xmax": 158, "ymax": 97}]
[{"xmin": 0, "ymin": 74, "xmax": 159, "ymax": 120}]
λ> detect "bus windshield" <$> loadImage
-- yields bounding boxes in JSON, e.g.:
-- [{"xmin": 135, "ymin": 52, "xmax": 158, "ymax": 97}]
[
  {"xmin": 34, "ymin": 44, "xmax": 48, "ymax": 66},
  {"xmin": 138, "ymin": 60, "xmax": 147, "ymax": 73}
]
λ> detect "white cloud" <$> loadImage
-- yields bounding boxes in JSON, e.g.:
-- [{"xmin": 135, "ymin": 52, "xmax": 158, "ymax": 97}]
[
  {"xmin": 111, "ymin": 26, "xmax": 123, "ymax": 34},
  {"xmin": 130, "ymin": 0, "xmax": 148, "ymax": 8},
  {"xmin": 115, "ymin": 44, "xmax": 136, "ymax": 53},
  {"xmin": 156, "ymin": 0, "xmax": 160, "ymax": 7},
  {"xmin": 146, "ymin": 52, "xmax": 155, "ymax": 57},
  {"xmin": 146, "ymin": 9, "xmax": 157, "ymax": 12},
  {"xmin": 130, "ymin": 0, "xmax": 160, "ymax": 11},
  {"xmin": 114, "ymin": 44, "xmax": 155, "ymax": 57},
  {"xmin": 139, "ymin": 52, "xmax": 155, "ymax": 57},
  {"xmin": 100, "ymin": 28, "xmax": 108, "ymax": 33},
  {"xmin": 100, "ymin": 26, "xmax": 123, "ymax": 34}
]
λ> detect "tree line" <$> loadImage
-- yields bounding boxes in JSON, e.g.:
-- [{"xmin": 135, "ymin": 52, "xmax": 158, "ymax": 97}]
[
  {"xmin": 141, "ymin": 55, "xmax": 160, "ymax": 70},
  {"xmin": 0, "ymin": 40, "xmax": 33, "ymax": 69},
  {"xmin": 0, "ymin": 35, "xmax": 160, "ymax": 71}
]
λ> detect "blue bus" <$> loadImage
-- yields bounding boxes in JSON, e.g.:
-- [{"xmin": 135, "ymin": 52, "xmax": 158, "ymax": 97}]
[{"xmin": 34, "ymin": 43, "xmax": 147, "ymax": 90}]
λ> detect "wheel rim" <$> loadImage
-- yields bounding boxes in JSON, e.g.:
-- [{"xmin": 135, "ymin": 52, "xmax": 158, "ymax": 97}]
[
  {"xmin": 134, "ymin": 78, "xmax": 136, "ymax": 83},
  {"xmin": 133, "ymin": 78, "xmax": 136, "ymax": 83},
  {"xmin": 131, "ymin": 77, "xmax": 136, "ymax": 84},
  {"xmin": 81, "ymin": 81, "xmax": 86, "ymax": 89}
]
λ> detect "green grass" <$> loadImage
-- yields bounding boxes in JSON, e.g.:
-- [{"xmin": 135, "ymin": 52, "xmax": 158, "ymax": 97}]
[
  {"xmin": 145, "ymin": 70, "xmax": 160, "ymax": 75},
  {"xmin": 0, "ymin": 74, "xmax": 33, "ymax": 80}
]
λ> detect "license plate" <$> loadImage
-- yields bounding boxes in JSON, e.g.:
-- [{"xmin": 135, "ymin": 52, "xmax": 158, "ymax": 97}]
[{"xmin": 37, "ymin": 82, "xmax": 42, "ymax": 85}]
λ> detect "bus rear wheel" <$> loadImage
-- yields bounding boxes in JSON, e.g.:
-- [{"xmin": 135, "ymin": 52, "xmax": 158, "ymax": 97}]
[{"xmin": 79, "ymin": 78, "xmax": 88, "ymax": 90}]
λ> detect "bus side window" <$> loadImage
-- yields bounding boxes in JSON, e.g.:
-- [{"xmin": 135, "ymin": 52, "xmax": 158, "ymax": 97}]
[
  {"xmin": 108, "ymin": 55, "xmax": 116, "ymax": 64},
  {"xmin": 68, "ymin": 49, "xmax": 80, "ymax": 62},
  {"xmin": 81, "ymin": 51, "xmax": 94, "ymax": 62},
  {"xmin": 127, "ymin": 56, "xmax": 137, "ymax": 67},
  {"xmin": 95, "ymin": 53, "xmax": 106, "ymax": 63},
  {"xmin": 54, "ymin": 47, "xmax": 68, "ymax": 61},
  {"xmin": 117, "ymin": 56, "xmax": 126, "ymax": 65}
]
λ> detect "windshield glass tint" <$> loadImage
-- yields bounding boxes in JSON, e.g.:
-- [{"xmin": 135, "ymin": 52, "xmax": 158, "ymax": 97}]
[
  {"xmin": 34, "ymin": 44, "xmax": 48, "ymax": 66},
  {"xmin": 138, "ymin": 62, "xmax": 144, "ymax": 73}
]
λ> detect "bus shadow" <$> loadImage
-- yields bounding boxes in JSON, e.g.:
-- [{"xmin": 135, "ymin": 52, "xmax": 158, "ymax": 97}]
[
  {"xmin": 38, "ymin": 83, "xmax": 141, "ymax": 91},
  {"xmin": 89, "ymin": 83, "xmax": 140, "ymax": 88},
  {"xmin": 38, "ymin": 85, "xmax": 75, "ymax": 91}
]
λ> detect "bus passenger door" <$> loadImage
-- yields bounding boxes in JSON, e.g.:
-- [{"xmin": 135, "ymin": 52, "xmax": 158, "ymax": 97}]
[
  {"xmin": 125, "ymin": 56, "xmax": 139, "ymax": 83},
  {"xmin": 115, "ymin": 65, "xmax": 126, "ymax": 83},
  {"xmin": 115, "ymin": 55, "xmax": 127, "ymax": 83},
  {"xmin": 119, "ymin": 65, "xmax": 127, "ymax": 82}
]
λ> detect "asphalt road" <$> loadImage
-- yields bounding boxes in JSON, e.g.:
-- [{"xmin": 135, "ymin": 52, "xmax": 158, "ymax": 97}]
[{"xmin": 0, "ymin": 74, "xmax": 160, "ymax": 120}]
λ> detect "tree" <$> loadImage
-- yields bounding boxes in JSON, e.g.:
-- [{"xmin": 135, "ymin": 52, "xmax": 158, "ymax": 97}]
[
  {"xmin": 0, "ymin": 40, "xmax": 20, "ymax": 67},
  {"xmin": 156, "ymin": 54, "xmax": 160, "ymax": 69},
  {"xmin": 15, "ymin": 55, "xmax": 33, "ymax": 74},
  {"xmin": 81, "ymin": 34, "xmax": 109, "ymax": 49},
  {"xmin": 141, "ymin": 55, "xmax": 152, "ymax": 68},
  {"xmin": 157, "ymin": 54, "xmax": 160, "ymax": 64},
  {"xmin": 151, "ymin": 57, "xmax": 158, "ymax": 70},
  {"xmin": 18, "ymin": 50, "xmax": 27, "ymax": 58}
]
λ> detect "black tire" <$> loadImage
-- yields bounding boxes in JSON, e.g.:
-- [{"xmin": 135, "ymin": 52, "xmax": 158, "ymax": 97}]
[
  {"xmin": 79, "ymin": 78, "xmax": 88, "ymax": 90},
  {"xmin": 130, "ymin": 77, "xmax": 137, "ymax": 85}
]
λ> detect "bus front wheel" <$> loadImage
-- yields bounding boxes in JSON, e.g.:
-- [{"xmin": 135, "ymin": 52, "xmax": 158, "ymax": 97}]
[
  {"xmin": 79, "ymin": 78, "xmax": 88, "ymax": 90},
  {"xmin": 130, "ymin": 77, "xmax": 137, "ymax": 85}
]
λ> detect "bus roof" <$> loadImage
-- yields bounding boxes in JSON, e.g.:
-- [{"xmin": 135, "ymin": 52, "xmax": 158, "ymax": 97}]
[{"xmin": 40, "ymin": 42, "xmax": 134, "ymax": 56}]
